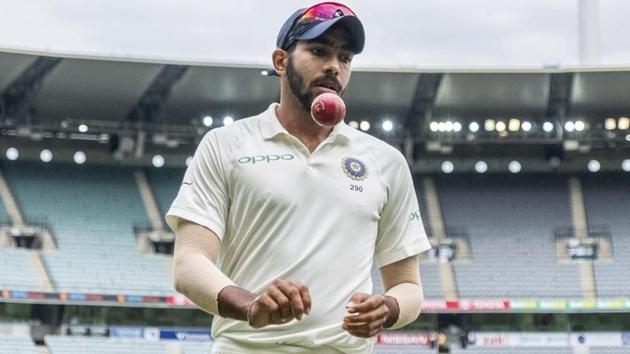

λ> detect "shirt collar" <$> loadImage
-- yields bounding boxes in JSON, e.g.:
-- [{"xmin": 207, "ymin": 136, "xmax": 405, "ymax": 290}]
[{"xmin": 260, "ymin": 103, "xmax": 357, "ymax": 141}]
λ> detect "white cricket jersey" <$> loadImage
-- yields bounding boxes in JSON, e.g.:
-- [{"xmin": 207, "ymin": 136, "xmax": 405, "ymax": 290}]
[{"xmin": 166, "ymin": 103, "xmax": 431, "ymax": 354}]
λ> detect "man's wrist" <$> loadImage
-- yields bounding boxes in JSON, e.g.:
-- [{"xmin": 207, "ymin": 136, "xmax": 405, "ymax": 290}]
[
  {"xmin": 383, "ymin": 295, "xmax": 400, "ymax": 328},
  {"xmin": 217, "ymin": 285, "xmax": 257, "ymax": 321}
]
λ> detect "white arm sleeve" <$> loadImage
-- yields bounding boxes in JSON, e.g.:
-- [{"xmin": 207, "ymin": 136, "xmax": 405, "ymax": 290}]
[
  {"xmin": 173, "ymin": 221, "xmax": 236, "ymax": 316},
  {"xmin": 385, "ymin": 282, "xmax": 423, "ymax": 329},
  {"xmin": 380, "ymin": 255, "xmax": 424, "ymax": 329}
]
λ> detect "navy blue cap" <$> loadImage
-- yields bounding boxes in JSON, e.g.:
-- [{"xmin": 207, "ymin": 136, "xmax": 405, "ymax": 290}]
[{"xmin": 262, "ymin": 3, "xmax": 364, "ymax": 77}]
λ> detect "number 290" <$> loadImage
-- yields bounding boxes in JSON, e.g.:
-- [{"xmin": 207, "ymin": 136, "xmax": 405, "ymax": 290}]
[{"xmin": 350, "ymin": 184, "xmax": 363, "ymax": 192}]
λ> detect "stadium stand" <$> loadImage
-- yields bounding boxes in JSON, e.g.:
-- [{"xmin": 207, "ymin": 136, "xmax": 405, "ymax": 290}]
[
  {"xmin": 373, "ymin": 345, "xmax": 436, "ymax": 353},
  {"xmin": 589, "ymin": 347, "xmax": 630, "ymax": 354},
  {"xmin": 450, "ymin": 348, "xmax": 572, "ymax": 354},
  {"xmin": 0, "ymin": 334, "xmax": 38, "ymax": 354},
  {"xmin": 582, "ymin": 173, "xmax": 630, "ymax": 297},
  {"xmin": 179, "ymin": 340, "xmax": 214, "ymax": 354},
  {"xmin": 45, "ymin": 335, "xmax": 175, "ymax": 354},
  {"xmin": 371, "ymin": 265, "xmax": 385, "ymax": 294},
  {"xmin": 3, "ymin": 157, "xmax": 629, "ymax": 303},
  {"xmin": 42, "ymin": 335, "xmax": 436, "ymax": 354},
  {"xmin": 0, "ymin": 193, "xmax": 9, "ymax": 225},
  {"xmin": 436, "ymin": 174, "xmax": 583, "ymax": 298},
  {"xmin": 145, "ymin": 167, "xmax": 184, "ymax": 224},
  {"xmin": 413, "ymin": 176, "xmax": 433, "ymax": 237},
  {"xmin": 418, "ymin": 262, "xmax": 442, "ymax": 299},
  {"xmin": 1, "ymin": 160, "xmax": 175, "ymax": 295},
  {"xmin": 412, "ymin": 177, "xmax": 444, "ymax": 299},
  {"xmin": 3, "ymin": 40, "xmax": 630, "ymax": 354},
  {"xmin": 0, "ymin": 249, "xmax": 44, "ymax": 291}
]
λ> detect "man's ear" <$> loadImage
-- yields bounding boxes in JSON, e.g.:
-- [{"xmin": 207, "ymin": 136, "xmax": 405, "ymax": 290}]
[{"xmin": 272, "ymin": 49, "xmax": 289, "ymax": 76}]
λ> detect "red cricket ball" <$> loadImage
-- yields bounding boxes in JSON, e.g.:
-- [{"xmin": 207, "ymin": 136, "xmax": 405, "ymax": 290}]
[{"xmin": 310, "ymin": 93, "xmax": 346, "ymax": 127}]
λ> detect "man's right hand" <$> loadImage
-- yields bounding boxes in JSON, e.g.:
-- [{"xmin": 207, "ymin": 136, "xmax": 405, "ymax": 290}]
[{"xmin": 247, "ymin": 279, "xmax": 312, "ymax": 328}]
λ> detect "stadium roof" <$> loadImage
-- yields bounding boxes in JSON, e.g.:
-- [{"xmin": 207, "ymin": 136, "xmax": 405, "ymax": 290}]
[
  {"xmin": 2, "ymin": 48, "xmax": 630, "ymax": 129},
  {"xmin": 1, "ymin": 48, "xmax": 630, "ymax": 173}
]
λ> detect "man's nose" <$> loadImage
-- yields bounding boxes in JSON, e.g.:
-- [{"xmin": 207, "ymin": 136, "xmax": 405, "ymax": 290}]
[{"xmin": 322, "ymin": 57, "xmax": 340, "ymax": 76}]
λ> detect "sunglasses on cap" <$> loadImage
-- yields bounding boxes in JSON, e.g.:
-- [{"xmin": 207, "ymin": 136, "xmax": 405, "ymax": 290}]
[
  {"xmin": 263, "ymin": 2, "xmax": 364, "ymax": 77},
  {"xmin": 299, "ymin": 2, "xmax": 356, "ymax": 22},
  {"xmin": 280, "ymin": 2, "xmax": 358, "ymax": 50}
]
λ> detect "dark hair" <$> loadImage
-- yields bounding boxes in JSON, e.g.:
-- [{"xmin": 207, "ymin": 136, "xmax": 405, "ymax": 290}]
[{"xmin": 285, "ymin": 42, "xmax": 297, "ymax": 54}]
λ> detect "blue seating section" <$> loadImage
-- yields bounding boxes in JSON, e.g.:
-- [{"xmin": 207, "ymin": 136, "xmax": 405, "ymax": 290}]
[
  {"xmin": 145, "ymin": 167, "xmax": 185, "ymax": 222},
  {"xmin": 45, "ymin": 336, "xmax": 176, "ymax": 354},
  {"xmin": 0, "ymin": 334, "xmax": 38, "ymax": 354},
  {"xmin": 436, "ymin": 174, "xmax": 582, "ymax": 298},
  {"xmin": 41, "ymin": 335, "xmax": 436, "ymax": 354},
  {"xmin": 180, "ymin": 340, "xmax": 214, "ymax": 354},
  {"xmin": 0, "ymin": 183, "xmax": 9, "ymax": 225},
  {"xmin": 413, "ymin": 175, "xmax": 433, "ymax": 237},
  {"xmin": 411, "ymin": 177, "xmax": 444, "ymax": 299},
  {"xmin": 418, "ymin": 262, "xmax": 442, "ymax": 299},
  {"xmin": 0, "ymin": 249, "xmax": 42, "ymax": 291},
  {"xmin": 1, "ymin": 161, "xmax": 174, "ymax": 295},
  {"xmin": 2, "ymin": 160, "xmax": 629, "ymax": 300},
  {"xmin": 374, "ymin": 345, "xmax": 436, "ymax": 353},
  {"xmin": 450, "ymin": 347, "xmax": 571, "ymax": 354},
  {"xmin": 589, "ymin": 347, "xmax": 630, "ymax": 354},
  {"xmin": 582, "ymin": 174, "xmax": 630, "ymax": 297}
]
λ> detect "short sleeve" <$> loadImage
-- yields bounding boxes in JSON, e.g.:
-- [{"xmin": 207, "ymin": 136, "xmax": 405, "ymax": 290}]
[
  {"xmin": 165, "ymin": 131, "xmax": 229, "ymax": 239},
  {"xmin": 374, "ymin": 154, "xmax": 431, "ymax": 268}
]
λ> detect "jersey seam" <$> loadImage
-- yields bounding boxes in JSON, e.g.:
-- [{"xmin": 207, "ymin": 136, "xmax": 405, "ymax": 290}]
[
  {"xmin": 375, "ymin": 238, "xmax": 429, "ymax": 265},
  {"xmin": 168, "ymin": 205, "xmax": 224, "ymax": 237}
]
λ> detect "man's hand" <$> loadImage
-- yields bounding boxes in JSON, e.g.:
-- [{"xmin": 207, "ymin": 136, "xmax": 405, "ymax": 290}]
[
  {"xmin": 342, "ymin": 293, "xmax": 399, "ymax": 338},
  {"xmin": 247, "ymin": 279, "xmax": 312, "ymax": 328}
]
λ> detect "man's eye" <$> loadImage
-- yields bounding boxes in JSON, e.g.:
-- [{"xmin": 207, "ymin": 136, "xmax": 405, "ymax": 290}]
[
  {"xmin": 341, "ymin": 56, "xmax": 352, "ymax": 63},
  {"xmin": 312, "ymin": 48, "xmax": 325, "ymax": 56}
]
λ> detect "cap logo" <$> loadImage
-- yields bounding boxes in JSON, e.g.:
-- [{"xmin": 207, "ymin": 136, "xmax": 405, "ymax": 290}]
[{"xmin": 341, "ymin": 157, "xmax": 368, "ymax": 181}]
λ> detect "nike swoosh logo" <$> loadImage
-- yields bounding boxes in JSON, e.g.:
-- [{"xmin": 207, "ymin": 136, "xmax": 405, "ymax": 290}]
[{"xmin": 182, "ymin": 181, "xmax": 193, "ymax": 185}]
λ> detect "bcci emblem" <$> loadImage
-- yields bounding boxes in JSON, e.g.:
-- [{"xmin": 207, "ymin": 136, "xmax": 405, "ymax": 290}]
[{"xmin": 341, "ymin": 157, "xmax": 368, "ymax": 181}]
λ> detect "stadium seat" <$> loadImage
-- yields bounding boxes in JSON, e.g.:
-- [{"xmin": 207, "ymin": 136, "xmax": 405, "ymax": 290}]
[
  {"xmin": 449, "ymin": 347, "xmax": 572, "ymax": 353},
  {"xmin": 2, "ymin": 161, "xmax": 175, "ymax": 295},
  {"xmin": 44, "ymin": 335, "xmax": 213, "ymax": 354},
  {"xmin": 589, "ymin": 347, "xmax": 630, "ymax": 354},
  {"xmin": 373, "ymin": 345, "xmax": 436, "ymax": 353},
  {"xmin": 145, "ymin": 167, "xmax": 185, "ymax": 227},
  {"xmin": 436, "ymin": 174, "xmax": 582, "ymax": 298},
  {"xmin": 179, "ymin": 340, "xmax": 214, "ymax": 354},
  {"xmin": 0, "ymin": 249, "xmax": 43, "ymax": 291},
  {"xmin": 0, "ymin": 334, "xmax": 38, "ymax": 354},
  {"xmin": 0, "ymin": 195, "xmax": 9, "ymax": 225},
  {"xmin": 582, "ymin": 174, "xmax": 630, "ymax": 297}
]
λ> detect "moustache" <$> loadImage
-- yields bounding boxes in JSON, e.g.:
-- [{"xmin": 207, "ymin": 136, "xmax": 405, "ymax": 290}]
[{"xmin": 311, "ymin": 76, "xmax": 342, "ymax": 94}]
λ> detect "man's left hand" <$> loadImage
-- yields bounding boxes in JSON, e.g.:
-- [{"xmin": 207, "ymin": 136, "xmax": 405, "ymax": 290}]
[{"xmin": 341, "ymin": 293, "xmax": 397, "ymax": 338}]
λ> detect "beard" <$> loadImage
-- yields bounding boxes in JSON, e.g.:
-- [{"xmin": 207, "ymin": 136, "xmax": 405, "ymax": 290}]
[{"xmin": 286, "ymin": 55, "xmax": 344, "ymax": 114}]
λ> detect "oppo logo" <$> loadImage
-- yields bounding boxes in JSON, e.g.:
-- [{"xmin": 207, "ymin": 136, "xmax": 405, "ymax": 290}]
[{"xmin": 238, "ymin": 154, "xmax": 295, "ymax": 164}]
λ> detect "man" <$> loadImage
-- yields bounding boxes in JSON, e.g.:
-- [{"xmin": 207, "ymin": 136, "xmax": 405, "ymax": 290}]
[{"xmin": 166, "ymin": 2, "xmax": 431, "ymax": 353}]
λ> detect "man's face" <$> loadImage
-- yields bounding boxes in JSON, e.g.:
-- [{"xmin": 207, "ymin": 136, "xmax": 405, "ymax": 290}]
[{"xmin": 285, "ymin": 26, "xmax": 354, "ymax": 113}]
